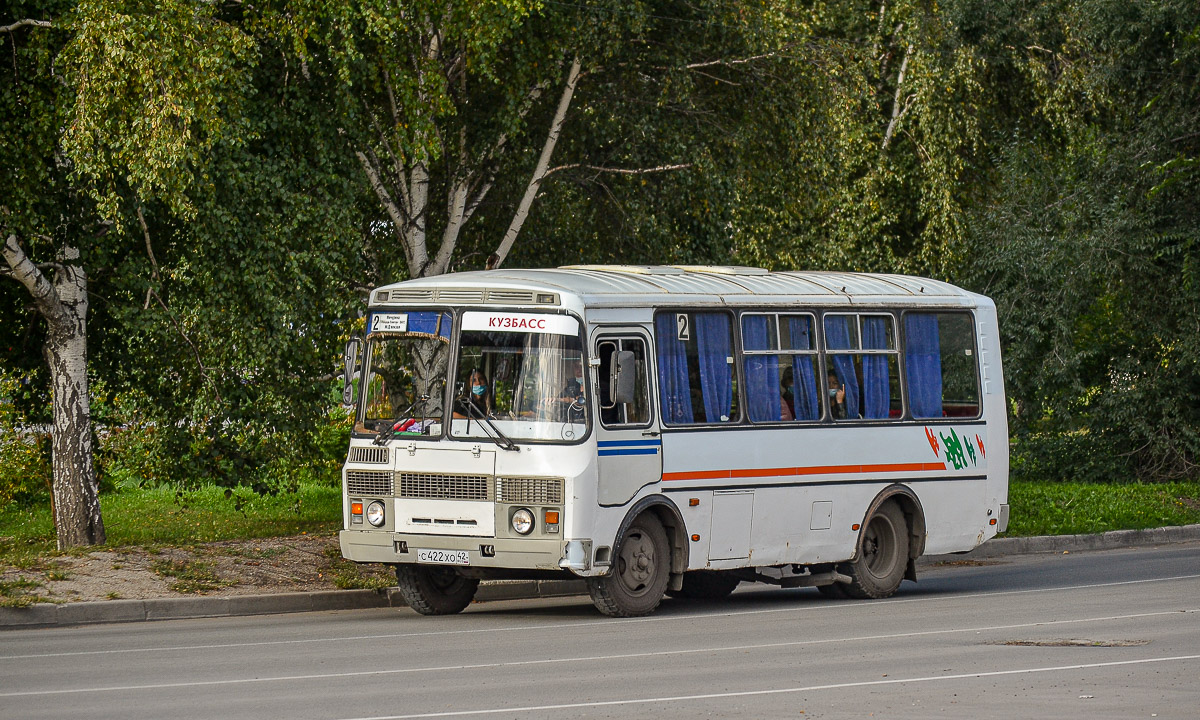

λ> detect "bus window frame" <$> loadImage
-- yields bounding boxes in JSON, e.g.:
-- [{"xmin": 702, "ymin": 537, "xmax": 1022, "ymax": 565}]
[
  {"xmin": 653, "ymin": 308, "xmax": 742, "ymax": 428},
  {"xmin": 450, "ymin": 307, "xmax": 594, "ymax": 446},
  {"xmin": 738, "ymin": 311, "xmax": 822, "ymax": 425},
  {"xmin": 355, "ymin": 306, "xmax": 456, "ymax": 439},
  {"xmin": 898, "ymin": 308, "xmax": 983, "ymax": 422},
  {"xmin": 595, "ymin": 334, "xmax": 655, "ymax": 430},
  {"xmin": 820, "ymin": 311, "xmax": 905, "ymax": 423}
]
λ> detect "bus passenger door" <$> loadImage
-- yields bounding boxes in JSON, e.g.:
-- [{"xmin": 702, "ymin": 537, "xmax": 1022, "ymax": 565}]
[{"xmin": 594, "ymin": 334, "xmax": 662, "ymax": 506}]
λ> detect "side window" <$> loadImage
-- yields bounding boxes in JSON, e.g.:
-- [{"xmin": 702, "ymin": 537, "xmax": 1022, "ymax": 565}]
[
  {"xmin": 654, "ymin": 311, "xmax": 740, "ymax": 425},
  {"xmin": 741, "ymin": 313, "xmax": 821, "ymax": 422},
  {"xmin": 904, "ymin": 312, "xmax": 981, "ymax": 419},
  {"xmin": 823, "ymin": 313, "xmax": 902, "ymax": 420},
  {"xmin": 597, "ymin": 337, "xmax": 651, "ymax": 427}
]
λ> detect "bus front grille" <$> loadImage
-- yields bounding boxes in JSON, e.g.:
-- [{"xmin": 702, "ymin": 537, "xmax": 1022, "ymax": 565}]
[
  {"xmin": 398, "ymin": 473, "xmax": 491, "ymax": 501},
  {"xmin": 347, "ymin": 446, "xmax": 389, "ymax": 464},
  {"xmin": 346, "ymin": 470, "xmax": 393, "ymax": 496},
  {"xmin": 495, "ymin": 477, "xmax": 564, "ymax": 505}
]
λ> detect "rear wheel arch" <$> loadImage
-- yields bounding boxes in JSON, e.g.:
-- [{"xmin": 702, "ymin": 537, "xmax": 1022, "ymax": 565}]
[{"xmin": 857, "ymin": 484, "xmax": 926, "ymax": 564}]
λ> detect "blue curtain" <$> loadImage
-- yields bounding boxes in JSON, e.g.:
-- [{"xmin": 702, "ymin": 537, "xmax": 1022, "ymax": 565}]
[
  {"xmin": 655, "ymin": 314, "xmax": 693, "ymax": 423},
  {"xmin": 824, "ymin": 316, "xmax": 860, "ymax": 418},
  {"xmin": 696, "ymin": 313, "xmax": 733, "ymax": 422},
  {"xmin": 905, "ymin": 313, "xmax": 943, "ymax": 418},
  {"xmin": 406, "ymin": 311, "xmax": 453, "ymax": 338},
  {"xmin": 742, "ymin": 315, "xmax": 781, "ymax": 422},
  {"xmin": 862, "ymin": 316, "xmax": 891, "ymax": 419},
  {"xmin": 788, "ymin": 316, "xmax": 819, "ymax": 420}
]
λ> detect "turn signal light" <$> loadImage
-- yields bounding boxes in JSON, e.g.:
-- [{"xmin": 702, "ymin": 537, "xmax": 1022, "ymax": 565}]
[
  {"xmin": 851, "ymin": 523, "xmax": 861, "ymax": 531},
  {"xmin": 990, "ymin": 518, "xmax": 998, "ymax": 525},
  {"xmin": 351, "ymin": 502, "xmax": 363, "ymax": 515},
  {"xmin": 545, "ymin": 511, "xmax": 560, "ymax": 524},
  {"xmin": 689, "ymin": 498, "xmax": 700, "ymax": 507},
  {"xmin": 691, "ymin": 534, "xmax": 701, "ymax": 542}
]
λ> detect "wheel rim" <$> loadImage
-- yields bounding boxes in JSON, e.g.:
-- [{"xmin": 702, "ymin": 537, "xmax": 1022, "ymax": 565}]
[
  {"xmin": 616, "ymin": 530, "xmax": 656, "ymax": 596},
  {"xmin": 428, "ymin": 567, "xmax": 464, "ymax": 593},
  {"xmin": 862, "ymin": 514, "xmax": 899, "ymax": 579}
]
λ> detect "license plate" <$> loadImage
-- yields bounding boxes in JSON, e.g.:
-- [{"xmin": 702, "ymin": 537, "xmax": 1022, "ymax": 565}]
[{"xmin": 416, "ymin": 548, "xmax": 471, "ymax": 566}]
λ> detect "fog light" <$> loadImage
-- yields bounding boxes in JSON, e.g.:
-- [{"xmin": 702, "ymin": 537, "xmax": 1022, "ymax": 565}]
[
  {"xmin": 512, "ymin": 508, "xmax": 534, "ymax": 535},
  {"xmin": 366, "ymin": 500, "xmax": 386, "ymax": 527}
]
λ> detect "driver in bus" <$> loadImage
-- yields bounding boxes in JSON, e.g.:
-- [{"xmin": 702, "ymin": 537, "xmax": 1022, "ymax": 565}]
[{"xmin": 545, "ymin": 357, "xmax": 586, "ymax": 409}]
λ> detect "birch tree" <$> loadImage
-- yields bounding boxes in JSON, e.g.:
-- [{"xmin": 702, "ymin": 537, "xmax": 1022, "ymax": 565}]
[
  {"xmin": 1, "ymin": 1, "xmax": 251, "ymax": 547},
  {"xmin": 303, "ymin": 0, "xmax": 677, "ymax": 282}
]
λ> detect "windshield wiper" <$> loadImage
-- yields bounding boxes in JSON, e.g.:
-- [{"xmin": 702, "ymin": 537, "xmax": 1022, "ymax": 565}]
[
  {"xmin": 373, "ymin": 394, "xmax": 429, "ymax": 447},
  {"xmin": 459, "ymin": 398, "xmax": 519, "ymax": 452}
]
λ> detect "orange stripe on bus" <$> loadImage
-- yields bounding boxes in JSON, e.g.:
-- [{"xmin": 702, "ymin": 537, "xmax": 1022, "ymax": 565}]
[{"xmin": 662, "ymin": 461, "xmax": 948, "ymax": 482}]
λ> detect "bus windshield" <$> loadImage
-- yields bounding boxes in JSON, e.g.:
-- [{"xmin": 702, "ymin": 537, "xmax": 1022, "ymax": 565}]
[
  {"xmin": 450, "ymin": 311, "xmax": 588, "ymax": 443},
  {"xmin": 359, "ymin": 311, "xmax": 452, "ymax": 437}
]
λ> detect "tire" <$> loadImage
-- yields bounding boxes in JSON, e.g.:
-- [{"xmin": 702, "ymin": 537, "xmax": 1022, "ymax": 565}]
[
  {"xmin": 395, "ymin": 565, "xmax": 480, "ymax": 615},
  {"xmin": 840, "ymin": 501, "xmax": 909, "ymax": 599},
  {"xmin": 588, "ymin": 514, "xmax": 671, "ymax": 617},
  {"xmin": 667, "ymin": 571, "xmax": 741, "ymax": 600}
]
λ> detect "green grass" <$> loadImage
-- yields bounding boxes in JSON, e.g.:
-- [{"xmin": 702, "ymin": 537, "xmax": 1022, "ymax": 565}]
[
  {"xmin": 1002, "ymin": 480, "xmax": 1200, "ymax": 537},
  {"xmin": 0, "ymin": 576, "xmax": 43, "ymax": 607},
  {"xmin": 150, "ymin": 559, "xmax": 235, "ymax": 594},
  {"xmin": 0, "ymin": 482, "xmax": 341, "ymax": 568}
]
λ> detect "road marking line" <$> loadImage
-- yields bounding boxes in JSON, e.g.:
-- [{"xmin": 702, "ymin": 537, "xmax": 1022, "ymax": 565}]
[
  {"xmin": 337, "ymin": 654, "xmax": 1200, "ymax": 719},
  {"xmin": 2, "ymin": 608, "xmax": 1195, "ymax": 698},
  {"xmin": 6, "ymin": 571, "xmax": 1199, "ymax": 661}
]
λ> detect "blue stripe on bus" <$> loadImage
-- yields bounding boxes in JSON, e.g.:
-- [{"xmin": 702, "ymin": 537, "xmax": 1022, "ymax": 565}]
[
  {"xmin": 597, "ymin": 439, "xmax": 661, "ymax": 447},
  {"xmin": 598, "ymin": 448, "xmax": 661, "ymax": 456}
]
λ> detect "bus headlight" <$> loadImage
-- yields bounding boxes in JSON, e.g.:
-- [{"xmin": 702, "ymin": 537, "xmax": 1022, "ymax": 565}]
[
  {"xmin": 366, "ymin": 501, "xmax": 386, "ymax": 527},
  {"xmin": 511, "ymin": 508, "xmax": 534, "ymax": 535}
]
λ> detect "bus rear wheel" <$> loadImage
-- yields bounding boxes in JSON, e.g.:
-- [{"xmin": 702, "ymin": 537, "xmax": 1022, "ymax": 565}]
[
  {"xmin": 395, "ymin": 565, "xmax": 480, "ymax": 615},
  {"xmin": 841, "ymin": 501, "xmax": 909, "ymax": 599},
  {"xmin": 588, "ymin": 515, "xmax": 671, "ymax": 617}
]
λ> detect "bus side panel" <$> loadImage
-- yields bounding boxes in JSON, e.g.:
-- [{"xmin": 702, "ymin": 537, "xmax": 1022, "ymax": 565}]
[
  {"xmin": 745, "ymin": 484, "xmax": 861, "ymax": 566},
  {"xmin": 661, "ymin": 423, "xmax": 997, "ymax": 567},
  {"xmin": 911, "ymin": 478, "xmax": 991, "ymax": 554}
]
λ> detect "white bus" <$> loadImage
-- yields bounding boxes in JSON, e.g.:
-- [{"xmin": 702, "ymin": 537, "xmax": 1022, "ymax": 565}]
[{"xmin": 339, "ymin": 266, "xmax": 1009, "ymax": 617}]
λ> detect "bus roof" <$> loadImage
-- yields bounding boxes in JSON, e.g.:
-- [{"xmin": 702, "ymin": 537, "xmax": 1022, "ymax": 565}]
[{"xmin": 371, "ymin": 266, "xmax": 985, "ymax": 309}]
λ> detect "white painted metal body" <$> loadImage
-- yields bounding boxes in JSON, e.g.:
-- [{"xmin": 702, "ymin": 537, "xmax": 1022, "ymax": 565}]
[{"xmin": 339, "ymin": 266, "xmax": 1009, "ymax": 581}]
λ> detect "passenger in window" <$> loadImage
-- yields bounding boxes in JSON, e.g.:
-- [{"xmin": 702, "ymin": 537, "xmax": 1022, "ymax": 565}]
[
  {"xmin": 827, "ymin": 371, "xmax": 847, "ymax": 419},
  {"xmin": 462, "ymin": 368, "xmax": 492, "ymax": 417},
  {"xmin": 780, "ymin": 366, "xmax": 795, "ymax": 421}
]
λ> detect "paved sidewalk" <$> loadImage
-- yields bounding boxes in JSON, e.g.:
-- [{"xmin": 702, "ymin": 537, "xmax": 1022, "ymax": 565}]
[{"xmin": 4, "ymin": 523, "xmax": 1199, "ymax": 630}]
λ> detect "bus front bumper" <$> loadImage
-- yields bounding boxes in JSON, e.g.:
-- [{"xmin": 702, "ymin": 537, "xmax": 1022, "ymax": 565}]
[{"xmin": 340, "ymin": 529, "xmax": 571, "ymax": 572}]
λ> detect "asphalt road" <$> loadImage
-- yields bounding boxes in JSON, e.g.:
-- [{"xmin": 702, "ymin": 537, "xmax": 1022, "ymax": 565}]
[{"xmin": 3, "ymin": 543, "xmax": 1199, "ymax": 720}]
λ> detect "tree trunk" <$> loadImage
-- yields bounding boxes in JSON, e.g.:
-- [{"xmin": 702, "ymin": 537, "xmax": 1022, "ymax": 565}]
[
  {"xmin": 45, "ymin": 257, "xmax": 105, "ymax": 548},
  {"xmin": 2, "ymin": 235, "xmax": 105, "ymax": 548}
]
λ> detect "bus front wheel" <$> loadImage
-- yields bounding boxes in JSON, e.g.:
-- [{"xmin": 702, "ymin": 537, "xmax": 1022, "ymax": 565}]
[
  {"xmin": 840, "ymin": 501, "xmax": 909, "ymax": 599},
  {"xmin": 395, "ymin": 565, "xmax": 480, "ymax": 615},
  {"xmin": 588, "ymin": 514, "xmax": 671, "ymax": 617}
]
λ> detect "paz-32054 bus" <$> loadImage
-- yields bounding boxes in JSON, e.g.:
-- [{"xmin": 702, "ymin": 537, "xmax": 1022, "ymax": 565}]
[{"xmin": 339, "ymin": 266, "xmax": 1009, "ymax": 617}]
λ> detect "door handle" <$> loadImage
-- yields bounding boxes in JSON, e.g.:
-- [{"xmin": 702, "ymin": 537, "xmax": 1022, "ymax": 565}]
[{"xmin": 642, "ymin": 430, "xmax": 660, "ymax": 437}]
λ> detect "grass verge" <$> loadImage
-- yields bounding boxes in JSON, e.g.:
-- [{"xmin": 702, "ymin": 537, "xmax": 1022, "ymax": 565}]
[
  {"xmin": 0, "ymin": 482, "xmax": 340, "ymax": 569},
  {"xmin": 1002, "ymin": 480, "xmax": 1200, "ymax": 537}
]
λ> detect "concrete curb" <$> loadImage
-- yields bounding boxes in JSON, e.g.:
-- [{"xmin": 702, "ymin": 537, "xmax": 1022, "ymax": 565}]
[{"xmin": 4, "ymin": 525, "xmax": 1198, "ymax": 630}]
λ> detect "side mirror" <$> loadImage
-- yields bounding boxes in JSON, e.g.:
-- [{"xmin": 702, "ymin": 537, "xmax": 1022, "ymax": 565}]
[
  {"xmin": 342, "ymin": 337, "xmax": 362, "ymax": 406},
  {"xmin": 610, "ymin": 350, "xmax": 636, "ymax": 405}
]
